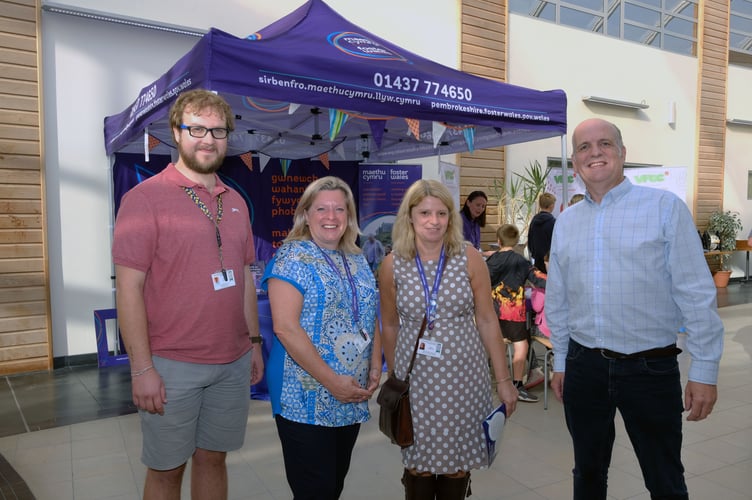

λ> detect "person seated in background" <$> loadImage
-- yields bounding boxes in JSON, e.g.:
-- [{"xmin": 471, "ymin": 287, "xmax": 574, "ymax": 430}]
[{"xmin": 487, "ymin": 224, "xmax": 547, "ymax": 402}]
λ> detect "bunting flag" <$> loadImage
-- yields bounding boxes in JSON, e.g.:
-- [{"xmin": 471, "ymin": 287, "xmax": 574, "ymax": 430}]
[
  {"xmin": 240, "ymin": 152, "xmax": 254, "ymax": 171},
  {"xmin": 329, "ymin": 109, "xmax": 348, "ymax": 141},
  {"xmin": 258, "ymin": 153, "xmax": 271, "ymax": 173},
  {"xmin": 318, "ymin": 152, "xmax": 330, "ymax": 169},
  {"xmin": 462, "ymin": 126, "xmax": 476, "ymax": 153},
  {"xmin": 288, "ymin": 102, "xmax": 300, "ymax": 115},
  {"xmin": 333, "ymin": 142, "xmax": 346, "ymax": 159},
  {"xmin": 432, "ymin": 122, "xmax": 447, "ymax": 148},
  {"xmin": 280, "ymin": 158, "xmax": 291, "ymax": 177},
  {"xmin": 405, "ymin": 118, "xmax": 421, "ymax": 139},
  {"xmin": 368, "ymin": 120, "xmax": 387, "ymax": 150},
  {"xmin": 148, "ymin": 134, "xmax": 161, "ymax": 151}
]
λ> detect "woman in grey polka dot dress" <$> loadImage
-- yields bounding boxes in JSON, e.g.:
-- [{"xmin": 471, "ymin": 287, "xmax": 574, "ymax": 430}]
[{"xmin": 379, "ymin": 180, "xmax": 518, "ymax": 499}]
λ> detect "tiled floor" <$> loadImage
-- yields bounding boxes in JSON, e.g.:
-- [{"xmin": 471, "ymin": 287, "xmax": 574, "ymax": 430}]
[{"xmin": 0, "ymin": 281, "xmax": 750, "ymax": 499}]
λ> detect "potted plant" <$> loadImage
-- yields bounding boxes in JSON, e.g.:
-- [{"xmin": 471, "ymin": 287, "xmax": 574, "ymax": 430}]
[
  {"xmin": 706, "ymin": 209, "xmax": 743, "ymax": 287},
  {"xmin": 489, "ymin": 160, "xmax": 551, "ymax": 244}
]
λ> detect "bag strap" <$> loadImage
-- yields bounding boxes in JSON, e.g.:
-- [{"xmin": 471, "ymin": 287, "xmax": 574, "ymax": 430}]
[{"xmin": 404, "ymin": 315, "xmax": 427, "ymax": 383}]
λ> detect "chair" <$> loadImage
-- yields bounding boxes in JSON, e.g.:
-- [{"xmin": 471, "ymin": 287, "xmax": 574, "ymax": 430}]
[
  {"xmin": 532, "ymin": 336, "xmax": 553, "ymax": 409},
  {"xmin": 736, "ymin": 239, "xmax": 751, "ymax": 283}
]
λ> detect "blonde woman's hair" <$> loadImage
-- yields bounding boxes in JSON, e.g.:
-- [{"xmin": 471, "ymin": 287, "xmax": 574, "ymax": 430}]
[
  {"xmin": 391, "ymin": 179, "xmax": 464, "ymax": 259},
  {"xmin": 284, "ymin": 176, "xmax": 361, "ymax": 254}
]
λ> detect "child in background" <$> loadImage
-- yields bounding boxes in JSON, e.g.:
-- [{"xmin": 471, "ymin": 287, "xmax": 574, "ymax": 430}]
[
  {"xmin": 486, "ymin": 224, "xmax": 547, "ymax": 402},
  {"xmin": 530, "ymin": 254, "xmax": 550, "ymax": 338}
]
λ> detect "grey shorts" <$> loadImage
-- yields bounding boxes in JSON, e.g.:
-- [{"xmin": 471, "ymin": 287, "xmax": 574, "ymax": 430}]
[{"xmin": 140, "ymin": 351, "xmax": 251, "ymax": 470}]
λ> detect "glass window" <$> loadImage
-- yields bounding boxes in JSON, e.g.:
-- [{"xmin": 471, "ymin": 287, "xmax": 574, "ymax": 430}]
[
  {"xmin": 510, "ymin": 0, "xmax": 557, "ymax": 22},
  {"xmin": 664, "ymin": 34, "xmax": 695, "ymax": 54},
  {"xmin": 561, "ymin": 6, "xmax": 604, "ymax": 32},
  {"xmin": 730, "ymin": 13, "xmax": 752, "ymax": 33},
  {"xmin": 564, "ymin": 0, "xmax": 604, "ymax": 10},
  {"xmin": 665, "ymin": 16, "xmax": 696, "ymax": 37},
  {"xmin": 731, "ymin": 0, "xmax": 752, "ymax": 17},
  {"xmin": 607, "ymin": 7, "xmax": 622, "ymax": 37},
  {"xmin": 509, "ymin": 0, "xmax": 537, "ymax": 15},
  {"xmin": 624, "ymin": 23, "xmax": 661, "ymax": 47},
  {"xmin": 730, "ymin": 1, "xmax": 752, "ymax": 55},
  {"xmin": 625, "ymin": 2, "xmax": 661, "ymax": 27},
  {"xmin": 729, "ymin": 32, "xmax": 752, "ymax": 52},
  {"xmin": 510, "ymin": 0, "xmax": 700, "ymax": 56},
  {"xmin": 666, "ymin": 0, "xmax": 699, "ymax": 17}
]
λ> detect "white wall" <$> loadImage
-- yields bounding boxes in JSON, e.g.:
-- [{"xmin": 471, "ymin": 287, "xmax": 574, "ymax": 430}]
[
  {"xmin": 506, "ymin": 15, "xmax": 700, "ymax": 204},
  {"xmin": 41, "ymin": 0, "xmax": 459, "ymax": 357},
  {"xmin": 726, "ymin": 64, "xmax": 752, "ymax": 244}
]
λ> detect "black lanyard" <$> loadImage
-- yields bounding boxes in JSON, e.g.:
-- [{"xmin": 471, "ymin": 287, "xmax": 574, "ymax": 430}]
[
  {"xmin": 415, "ymin": 246, "xmax": 446, "ymax": 330},
  {"xmin": 183, "ymin": 186, "xmax": 227, "ymax": 279}
]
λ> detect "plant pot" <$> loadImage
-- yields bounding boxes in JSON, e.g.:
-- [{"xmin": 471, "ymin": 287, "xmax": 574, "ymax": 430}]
[{"xmin": 713, "ymin": 270, "xmax": 732, "ymax": 288}]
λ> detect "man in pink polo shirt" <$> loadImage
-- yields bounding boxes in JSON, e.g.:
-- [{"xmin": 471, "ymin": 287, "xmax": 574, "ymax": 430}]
[{"xmin": 113, "ymin": 89, "xmax": 264, "ymax": 500}]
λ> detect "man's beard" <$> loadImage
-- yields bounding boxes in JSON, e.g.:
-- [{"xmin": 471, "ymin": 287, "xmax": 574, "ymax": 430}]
[{"xmin": 179, "ymin": 143, "xmax": 225, "ymax": 174}]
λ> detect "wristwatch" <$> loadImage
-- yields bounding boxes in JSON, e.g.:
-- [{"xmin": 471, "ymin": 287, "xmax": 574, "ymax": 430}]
[{"xmin": 250, "ymin": 336, "xmax": 263, "ymax": 345}]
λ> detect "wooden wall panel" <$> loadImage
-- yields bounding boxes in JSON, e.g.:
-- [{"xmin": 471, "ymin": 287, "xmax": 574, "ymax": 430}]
[
  {"xmin": 460, "ymin": 0, "xmax": 506, "ymax": 248},
  {"xmin": 694, "ymin": 0, "xmax": 730, "ymax": 228},
  {"xmin": 0, "ymin": 0, "xmax": 51, "ymax": 375}
]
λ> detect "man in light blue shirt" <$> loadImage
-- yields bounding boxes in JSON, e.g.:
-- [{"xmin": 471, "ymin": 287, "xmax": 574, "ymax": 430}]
[{"xmin": 546, "ymin": 118, "xmax": 723, "ymax": 500}]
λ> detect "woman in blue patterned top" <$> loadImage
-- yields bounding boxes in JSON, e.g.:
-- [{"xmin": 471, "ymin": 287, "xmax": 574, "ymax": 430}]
[{"xmin": 262, "ymin": 176, "xmax": 382, "ymax": 500}]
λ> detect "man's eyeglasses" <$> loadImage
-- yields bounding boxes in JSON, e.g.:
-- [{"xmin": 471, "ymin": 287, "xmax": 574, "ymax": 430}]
[{"xmin": 179, "ymin": 124, "xmax": 230, "ymax": 139}]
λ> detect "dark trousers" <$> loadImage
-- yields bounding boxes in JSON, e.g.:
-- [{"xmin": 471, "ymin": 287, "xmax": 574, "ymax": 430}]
[
  {"xmin": 563, "ymin": 340, "xmax": 688, "ymax": 500},
  {"xmin": 275, "ymin": 415, "xmax": 360, "ymax": 500}
]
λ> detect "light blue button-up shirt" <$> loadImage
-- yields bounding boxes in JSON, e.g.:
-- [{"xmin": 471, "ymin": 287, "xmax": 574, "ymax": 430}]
[{"xmin": 546, "ymin": 178, "xmax": 724, "ymax": 384}]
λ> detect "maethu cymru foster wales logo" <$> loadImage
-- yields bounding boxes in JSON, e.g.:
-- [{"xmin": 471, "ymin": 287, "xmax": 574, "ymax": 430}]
[{"xmin": 327, "ymin": 31, "xmax": 409, "ymax": 62}]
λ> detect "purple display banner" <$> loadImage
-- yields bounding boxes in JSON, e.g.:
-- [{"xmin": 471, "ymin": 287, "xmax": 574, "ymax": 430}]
[
  {"xmin": 358, "ymin": 164, "xmax": 421, "ymax": 249},
  {"xmin": 113, "ymin": 153, "xmax": 359, "ymax": 263}
]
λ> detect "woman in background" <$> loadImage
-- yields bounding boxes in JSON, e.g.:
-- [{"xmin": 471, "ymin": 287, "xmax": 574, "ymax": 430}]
[
  {"xmin": 263, "ymin": 176, "xmax": 382, "ymax": 500},
  {"xmin": 380, "ymin": 180, "xmax": 517, "ymax": 499},
  {"xmin": 460, "ymin": 191, "xmax": 488, "ymax": 251}
]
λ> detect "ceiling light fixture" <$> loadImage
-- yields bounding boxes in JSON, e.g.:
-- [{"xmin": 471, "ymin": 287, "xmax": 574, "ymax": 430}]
[
  {"xmin": 726, "ymin": 118, "xmax": 752, "ymax": 127},
  {"xmin": 582, "ymin": 96, "xmax": 649, "ymax": 109}
]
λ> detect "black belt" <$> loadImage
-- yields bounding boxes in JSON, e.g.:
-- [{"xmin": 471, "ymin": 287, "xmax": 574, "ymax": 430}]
[{"xmin": 591, "ymin": 344, "xmax": 682, "ymax": 360}]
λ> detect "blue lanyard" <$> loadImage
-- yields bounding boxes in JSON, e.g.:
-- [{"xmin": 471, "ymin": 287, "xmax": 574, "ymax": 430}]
[
  {"xmin": 314, "ymin": 243, "xmax": 365, "ymax": 337},
  {"xmin": 415, "ymin": 246, "xmax": 446, "ymax": 330}
]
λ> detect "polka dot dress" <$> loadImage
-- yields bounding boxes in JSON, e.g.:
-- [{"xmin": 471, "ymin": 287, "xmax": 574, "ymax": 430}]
[{"xmin": 393, "ymin": 246, "xmax": 492, "ymax": 474}]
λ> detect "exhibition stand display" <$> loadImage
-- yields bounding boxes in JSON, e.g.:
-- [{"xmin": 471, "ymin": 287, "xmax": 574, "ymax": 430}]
[
  {"xmin": 104, "ymin": 0, "xmax": 567, "ymax": 162},
  {"xmin": 102, "ymin": 0, "xmax": 569, "ymax": 398}
]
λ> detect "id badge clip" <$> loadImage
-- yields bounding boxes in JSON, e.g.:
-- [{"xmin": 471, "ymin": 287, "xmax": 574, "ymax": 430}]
[
  {"xmin": 353, "ymin": 328, "xmax": 371, "ymax": 354},
  {"xmin": 417, "ymin": 339, "xmax": 443, "ymax": 358},
  {"xmin": 212, "ymin": 268, "xmax": 236, "ymax": 290}
]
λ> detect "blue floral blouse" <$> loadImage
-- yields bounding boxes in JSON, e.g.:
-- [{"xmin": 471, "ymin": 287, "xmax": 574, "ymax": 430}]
[{"xmin": 261, "ymin": 239, "xmax": 379, "ymax": 426}]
